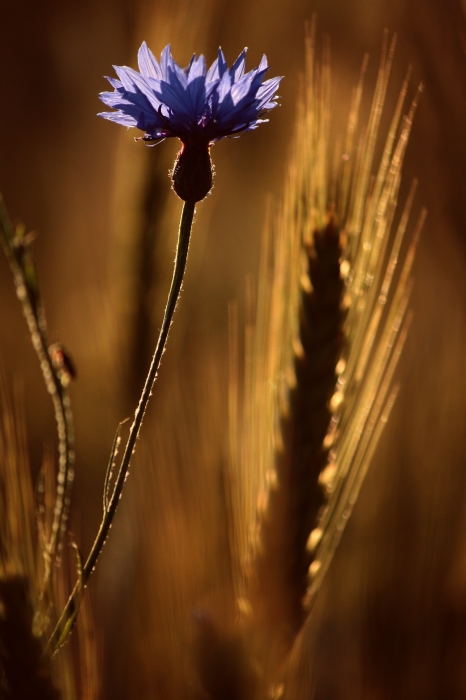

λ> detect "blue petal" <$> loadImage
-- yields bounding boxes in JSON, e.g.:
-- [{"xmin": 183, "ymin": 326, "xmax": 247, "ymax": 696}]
[
  {"xmin": 98, "ymin": 111, "xmax": 138, "ymax": 127},
  {"xmin": 217, "ymin": 48, "xmax": 228, "ymax": 78},
  {"xmin": 257, "ymin": 54, "xmax": 268, "ymax": 71},
  {"xmin": 167, "ymin": 61, "xmax": 188, "ymax": 91},
  {"xmin": 187, "ymin": 75, "xmax": 207, "ymax": 116},
  {"xmin": 99, "ymin": 90, "xmax": 124, "ymax": 106},
  {"xmin": 185, "ymin": 55, "xmax": 207, "ymax": 115},
  {"xmin": 230, "ymin": 72, "xmax": 255, "ymax": 105},
  {"xmin": 187, "ymin": 53, "xmax": 196, "ymax": 73},
  {"xmin": 156, "ymin": 78, "xmax": 193, "ymax": 119},
  {"xmin": 138, "ymin": 41, "xmax": 162, "ymax": 79},
  {"xmin": 187, "ymin": 54, "xmax": 206, "ymax": 82},
  {"xmin": 104, "ymin": 76, "xmax": 123, "ymax": 90},
  {"xmin": 216, "ymin": 70, "xmax": 232, "ymax": 103},
  {"xmin": 206, "ymin": 56, "xmax": 219, "ymax": 82},
  {"xmin": 113, "ymin": 65, "xmax": 138, "ymax": 92},
  {"xmin": 255, "ymin": 77, "xmax": 283, "ymax": 107},
  {"xmin": 249, "ymin": 65, "xmax": 270, "ymax": 92},
  {"xmin": 159, "ymin": 45, "xmax": 172, "ymax": 80},
  {"xmin": 99, "ymin": 84, "xmax": 165, "ymax": 127},
  {"xmin": 118, "ymin": 66, "xmax": 162, "ymax": 111},
  {"xmin": 204, "ymin": 77, "xmax": 220, "ymax": 101},
  {"xmin": 229, "ymin": 49, "xmax": 247, "ymax": 82}
]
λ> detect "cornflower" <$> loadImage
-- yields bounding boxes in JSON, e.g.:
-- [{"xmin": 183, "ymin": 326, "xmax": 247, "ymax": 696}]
[
  {"xmin": 99, "ymin": 42, "xmax": 282, "ymax": 201},
  {"xmin": 47, "ymin": 42, "xmax": 282, "ymax": 654}
]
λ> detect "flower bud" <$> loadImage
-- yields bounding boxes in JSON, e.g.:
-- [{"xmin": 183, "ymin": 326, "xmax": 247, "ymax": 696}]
[{"xmin": 171, "ymin": 141, "xmax": 213, "ymax": 202}]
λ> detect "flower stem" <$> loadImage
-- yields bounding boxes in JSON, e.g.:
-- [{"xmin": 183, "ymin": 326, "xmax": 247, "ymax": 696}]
[{"xmin": 48, "ymin": 199, "xmax": 196, "ymax": 652}]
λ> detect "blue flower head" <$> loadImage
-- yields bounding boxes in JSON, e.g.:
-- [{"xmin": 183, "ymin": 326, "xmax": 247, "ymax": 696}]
[{"xmin": 99, "ymin": 43, "xmax": 283, "ymax": 201}]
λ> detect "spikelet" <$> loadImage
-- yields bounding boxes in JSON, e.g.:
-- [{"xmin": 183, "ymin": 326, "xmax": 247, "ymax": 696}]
[{"xmin": 228, "ymin": 27, "xmax": 425, "ymax": 689}]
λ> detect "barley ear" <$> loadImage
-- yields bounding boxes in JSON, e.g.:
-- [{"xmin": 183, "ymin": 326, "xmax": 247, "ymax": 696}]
[
  {"xmin": 238, "ymin": 29, "xmax": 423, "ymax": 688},
  {"xmin": 248, "ymin": 216, "xmax": 346, "ymax": 666}
]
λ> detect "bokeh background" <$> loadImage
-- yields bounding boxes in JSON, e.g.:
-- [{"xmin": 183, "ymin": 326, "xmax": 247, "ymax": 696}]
[{"xmin": 1, "ymin": 0, "xmax": 466, "ymax": 698}]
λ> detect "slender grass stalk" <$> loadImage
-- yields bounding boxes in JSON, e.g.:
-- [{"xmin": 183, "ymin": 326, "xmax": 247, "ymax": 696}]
[
  {"xmin": 48, "ymin": 199, "xmax": 196, "ymax": 653},
  {"xmin": 0, "ymin": 197, "xmax": 74, "ymax": 588}
]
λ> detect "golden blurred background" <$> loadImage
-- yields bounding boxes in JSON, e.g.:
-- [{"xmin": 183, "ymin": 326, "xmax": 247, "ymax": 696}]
[{"xmin": 1, "ymin": 0, "xmax": 466, "ymax": 697}]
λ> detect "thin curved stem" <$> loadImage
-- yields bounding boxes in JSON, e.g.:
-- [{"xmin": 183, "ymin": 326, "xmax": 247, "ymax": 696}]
[
  {"xmin": 0, "ymin": 196, "xmax": 74, "ymax": 588},
  {"xmin": 48, "ymin": 199, "xmax": 196, "ymax": 652}
]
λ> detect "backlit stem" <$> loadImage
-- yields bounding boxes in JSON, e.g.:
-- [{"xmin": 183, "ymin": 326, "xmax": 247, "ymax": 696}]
[{"xmin": 48, "ymin": 199, "xmax": 196, "ymax": 652}]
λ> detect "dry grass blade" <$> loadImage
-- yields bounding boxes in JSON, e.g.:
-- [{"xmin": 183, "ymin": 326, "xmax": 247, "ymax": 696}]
[{"xmin": 229, "ymin": 27, "xmax": 424, "ymax": 690}]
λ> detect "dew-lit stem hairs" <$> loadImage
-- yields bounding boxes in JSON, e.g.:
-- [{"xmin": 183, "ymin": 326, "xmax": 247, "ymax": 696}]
[
  {"xmin": 48, "ymin": 200, "xmax": 196, "ymax": 651},
  {"xmin": 0, "ymin": 197, "xmax": 75, "ymax": 592}
]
